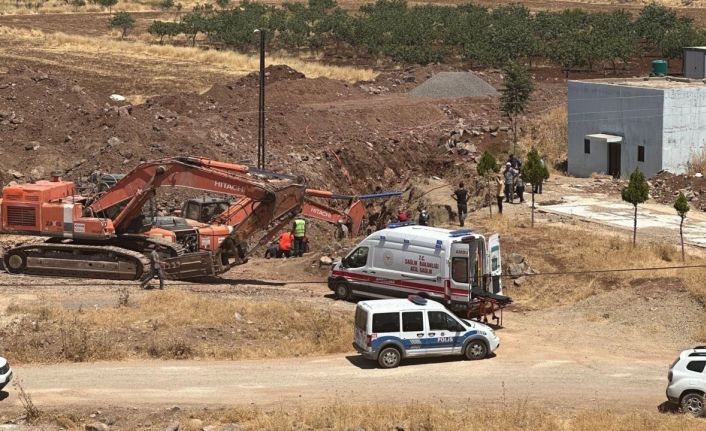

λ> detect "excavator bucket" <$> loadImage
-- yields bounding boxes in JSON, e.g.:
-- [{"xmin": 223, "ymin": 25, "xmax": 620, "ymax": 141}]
[
  {"xmin": 161, "ymin": 252, "xmax": 215, "ymax": 279},
  {"xmin": 346, "ymin": 200, "xmax": 366, "ymax": 237}
]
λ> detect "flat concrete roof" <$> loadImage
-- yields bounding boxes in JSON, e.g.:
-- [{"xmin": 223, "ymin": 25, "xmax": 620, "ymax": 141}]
[
  {"xmin": 586, "ymin": 133, "xmax": 623, "ymax": 143},
  {"xmin": 570, "ymin": 77, "xmax": 706, "ymax": 89}
]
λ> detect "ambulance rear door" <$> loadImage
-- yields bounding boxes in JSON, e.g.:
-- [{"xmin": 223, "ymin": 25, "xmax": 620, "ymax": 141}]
[
  {"xmin": 449, "ymin": 242, "xmax": 471, "ymax": 304},
  {"xmin": 486, "ymin": 234, "xmax": 502, "ymax": 295}
]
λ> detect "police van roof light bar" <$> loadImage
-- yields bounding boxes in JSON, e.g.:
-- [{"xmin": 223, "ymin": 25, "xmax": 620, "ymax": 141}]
[
  {"xmin": 387, "ymin": 221, "xmax": 416, "ymax": 229},
  {"xmin": 448, "ymin": 228, "xmax": 473, "ymax": 237},
  {"xmin": 408, "ymin": 294, "xmax": 427, "ymax": 305}
]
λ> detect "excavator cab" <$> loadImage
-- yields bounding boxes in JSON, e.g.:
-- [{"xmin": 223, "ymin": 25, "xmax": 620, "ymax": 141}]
[{"xmin": 182, "ymin": 197, "xmax": 233, "ymax": 223}]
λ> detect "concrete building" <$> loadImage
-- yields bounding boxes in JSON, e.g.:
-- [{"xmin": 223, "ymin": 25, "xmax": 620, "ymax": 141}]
[
  {"xmin": 568, "ymin": 77, "xmax": 706, "ymax": 178},
  {"xmin": 683, "ymin": 47, "xmax": 706, "ymax": 79}
]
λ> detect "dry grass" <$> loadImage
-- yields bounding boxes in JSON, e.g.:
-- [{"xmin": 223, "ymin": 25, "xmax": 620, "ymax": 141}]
[
  {"xmin": 687, "ymin": 146, "xmax": 706, "ymax": 175},
  {"xmin": 220, "ymin": 405, "xmax": 706, "ymax": 431},
  {"xmin": 477, "ymin": 216, "xmax": 706, "ymax": 309},
  {"xmin": 1, "ymin": 290, "xmax": 352, "ymax": 363},
  {"xmin": 45, "ymin": 402, "xmax": 706, "ymax": 431},
  {"xmin": 0, "ymin": 27, "xmax": 376, "ymax": 84},
  {"xmin": 521, "ymin": 106, "xmax": 568, "ymax": 171},
  {"xmin": 0, "ymin": 0, "xmax": 202, "ymax": 14}
]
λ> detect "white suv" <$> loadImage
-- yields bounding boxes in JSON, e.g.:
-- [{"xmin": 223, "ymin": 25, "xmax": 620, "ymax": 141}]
[
  {"xmin": 666, "ymin": 346, "xmax": 706, "ymax": 416},
  {"xmin": 0, "ymin": 356, "xmax": 11, "ymax": 392}
]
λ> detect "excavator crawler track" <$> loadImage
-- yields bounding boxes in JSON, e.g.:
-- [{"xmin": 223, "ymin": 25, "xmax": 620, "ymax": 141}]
[{"xmin": 2, "ymin": 243, "xmax": 152, "ymax": 281}]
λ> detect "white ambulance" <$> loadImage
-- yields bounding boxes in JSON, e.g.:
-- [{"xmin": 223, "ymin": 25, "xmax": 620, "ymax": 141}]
[{"xmin": 327, "ymin": 223, "xmax": 511, "ymax": 316}]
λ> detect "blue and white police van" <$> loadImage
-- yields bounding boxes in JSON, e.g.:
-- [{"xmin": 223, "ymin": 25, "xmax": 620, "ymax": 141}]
[{"xmin": 353, "ymin": 295, "xmax": 500, "ymax": 368}]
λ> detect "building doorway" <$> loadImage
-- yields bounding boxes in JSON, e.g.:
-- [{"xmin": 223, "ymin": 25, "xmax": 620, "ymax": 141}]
[{"xmin": 608, "ymin": 142, "xmax": 621, "ymax": 178}]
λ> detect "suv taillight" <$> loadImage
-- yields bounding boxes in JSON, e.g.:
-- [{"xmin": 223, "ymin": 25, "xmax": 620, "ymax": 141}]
[
  {"xmin": 366, "ymin": 335, "xmax": 372, "ymax": 347},
  {"xmin": 668, "ymin": 371, "xmax": 673, "ymax": 382}
]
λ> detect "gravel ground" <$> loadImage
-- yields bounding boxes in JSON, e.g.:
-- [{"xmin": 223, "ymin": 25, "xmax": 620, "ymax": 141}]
[{"xmin": 410, "ymin": 71, "xmax": 499, "ymax": 98}]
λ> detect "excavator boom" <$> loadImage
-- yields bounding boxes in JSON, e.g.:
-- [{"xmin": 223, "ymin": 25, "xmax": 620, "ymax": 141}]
[{"xmin": 88, "ymin": 157, "xmax": 288, "ymax": 231}]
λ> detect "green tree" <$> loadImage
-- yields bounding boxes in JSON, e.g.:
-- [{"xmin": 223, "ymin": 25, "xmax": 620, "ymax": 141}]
[
  {"xmin": 159, "ymin": 0, "xmax": 173, "ymax": 10},
  {"xmin": 110, "ymin": 11, "xmax": 135, "ymax": 39},
  {"xmin": 148, "ymin": 20, "xmax": 182, "ymax": 43},
  {"xmin": 477, "ymin": 4, "xmax": 538, "ymax": 67},
  {"xmin": 674, "ymin": 191, "xmax": 690, "ymax": 262},
  {"xmin": 591, "ymin": 11, "xmax": 639, "ymax": 73},
  {"xmin": 476, "ymin": 150, "xmax": 498, "ymax": 216},
  {"xmin": 500, "ymin": 62, "xmax": 534, "ymax": 154},
  {"xmin": 216, "ymin": 0, "xmax": 229, "ymax": 9},
  {"xmin": 621, "ymin": 168, "xmax": 650, "ymax": 246},
  {"xmin": 98, "ymin": 0, "xmax": 117, "ymax": 14},
  {"xmin": 535, "ymin": 9, "xmax": 592, "ymax": 77},
  {"xmin": 520, "ymin": 147, "xmax": 546, "ymax": 227}
]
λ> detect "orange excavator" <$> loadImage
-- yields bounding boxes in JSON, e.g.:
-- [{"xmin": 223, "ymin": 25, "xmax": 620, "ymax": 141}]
[
  {"xmin": 181, "ymin": 189, "xmax": 367, "ymax": 238},
  {"xmin": 0, "ymin": 156, "xmax": 392, "ymax": 282}
]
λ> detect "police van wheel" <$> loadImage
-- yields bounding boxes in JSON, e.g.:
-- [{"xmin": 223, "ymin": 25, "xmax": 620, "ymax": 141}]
[
  {"xmin": 334, "ymin": 282, "xmax": 352, "ymax": 301},
  {"xmin": 378, "ymin": 346, "xmax": 401, "ymax": 369},
  {"xmin": 464, "ymin": 340, "xmax": 488, "ymax": 360}
]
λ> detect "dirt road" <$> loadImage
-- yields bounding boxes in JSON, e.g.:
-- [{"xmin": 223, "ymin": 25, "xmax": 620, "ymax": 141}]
[
  {"xmin": 8, "ymin": 352, "xmax": 667, "ymax": 411},
  {"xmin": 7, "ymin": 299, "xmax": 679, "ymax": 413}
]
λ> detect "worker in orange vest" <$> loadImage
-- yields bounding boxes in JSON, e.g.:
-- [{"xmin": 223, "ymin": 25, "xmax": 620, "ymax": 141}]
[{"xmin": 278, "ymin": 231, "xmax": 294, "ymax": 258}]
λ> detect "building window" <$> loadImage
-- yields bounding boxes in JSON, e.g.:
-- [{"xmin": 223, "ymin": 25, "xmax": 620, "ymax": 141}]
[
  {"xmin": 584, "ymin": 139, "xmax": 590, "ymax": 154},
  {"xmin": 638, "ymin": 146, "xmax": 645, "ymax": 162}
]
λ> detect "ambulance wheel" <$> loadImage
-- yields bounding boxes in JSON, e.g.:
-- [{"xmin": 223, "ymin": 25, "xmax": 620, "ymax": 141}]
[
  {"xmin": 334, "ymin": 282, "xmax": 352, "ymax": 301},
  {"xmin": 464, "ymin": 340, "xmax": 488, "ymax": 360},
  {"xmin": 378, "ymin": 346, "xmax": 401, "ymax": 369}
]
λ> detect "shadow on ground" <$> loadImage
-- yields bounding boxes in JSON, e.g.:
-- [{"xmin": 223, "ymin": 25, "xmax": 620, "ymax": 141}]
[
  {"xmin": 346, "ymin": 353, "xmax": 497, "ymax": 369},
  {"xmin": 186, "ymin": 276, "xmax": 286, "ymax": 286}
]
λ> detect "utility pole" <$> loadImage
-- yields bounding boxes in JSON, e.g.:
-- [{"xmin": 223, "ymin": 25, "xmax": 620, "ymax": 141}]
[{"xmin": 254, "ymin": 28, "xmax": 266, "ymax": 170}]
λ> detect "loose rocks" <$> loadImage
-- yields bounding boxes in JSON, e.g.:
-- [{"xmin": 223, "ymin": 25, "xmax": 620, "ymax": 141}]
[{"xmin": 410, "ymin": 72, "xmax": 499, "ymax": 99}]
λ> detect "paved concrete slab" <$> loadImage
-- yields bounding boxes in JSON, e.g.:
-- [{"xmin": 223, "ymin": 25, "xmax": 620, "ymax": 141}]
[{"xmin": 538, "ymin": 195, "xmax": 706, "ymax": 247}]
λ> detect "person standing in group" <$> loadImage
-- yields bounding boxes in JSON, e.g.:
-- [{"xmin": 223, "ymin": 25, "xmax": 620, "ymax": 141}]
[
  {"xmin": 141, "ymin": 248, "xmax": 165, "ymax": 290},
  {"xmin": 495, "ymin": 173, "xmax": 505, "ymax": 214},
  {"xmin": 292, "ymin": 217, "xmax": 307, "ymax": 257},
  {"xmin": 278, "ymin": 231, "xmax": 294, "ymax": 258},
  {"xmin": 503, "ymin": 163, "xmax": 516, "ymax": 203},
  {"xmin": 507, "ymin": 154, "xmax": 522, "ymax": 170},
  {"xmin": 418, "ymin": 208, "xmax": 430, "ymax": 226},
  {"xmin": 515, "ymin": 172, "xmax": 525, "ymax": 203},
  {"xmin": 451, "ymin": 182, "xmax": 470, "ymax": 227}
]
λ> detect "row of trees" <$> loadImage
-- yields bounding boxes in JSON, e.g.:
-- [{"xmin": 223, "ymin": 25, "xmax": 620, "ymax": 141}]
[{"xmin": 146, "ymin": 1, "xmax": 706, "ymax": 71}]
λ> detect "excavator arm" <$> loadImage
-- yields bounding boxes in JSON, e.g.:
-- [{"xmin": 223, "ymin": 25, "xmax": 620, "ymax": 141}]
[
  {"xmin": 210, "ymin": 192, "xmax": 366, "ymax": 238},
  {"xmin": 88, "ymin": 157, "xmax": 296, "ymax": 234},
  {"xmin": 87, "ymin": 156, "xmax": 306, "ymax": 275}
]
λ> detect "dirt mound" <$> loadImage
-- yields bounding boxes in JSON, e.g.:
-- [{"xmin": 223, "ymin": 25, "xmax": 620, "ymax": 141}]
[
  {"xmin": 651, "ymin": 171, "xmax": 706, "ymax": 211},
  {"xmin": 0, "ymin": 62, "xmax": 476, "ymax": 255},
  {"xmin": 410, "ymin": 71, "xmax": 499, "ymax": 99},
  {"xmin": 0, "ymin": 63, "xmax": 443, "ymax": 188},
  {"xmin": 229, "ymin": 64, "xmax": 307, "ymax": 89}
]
